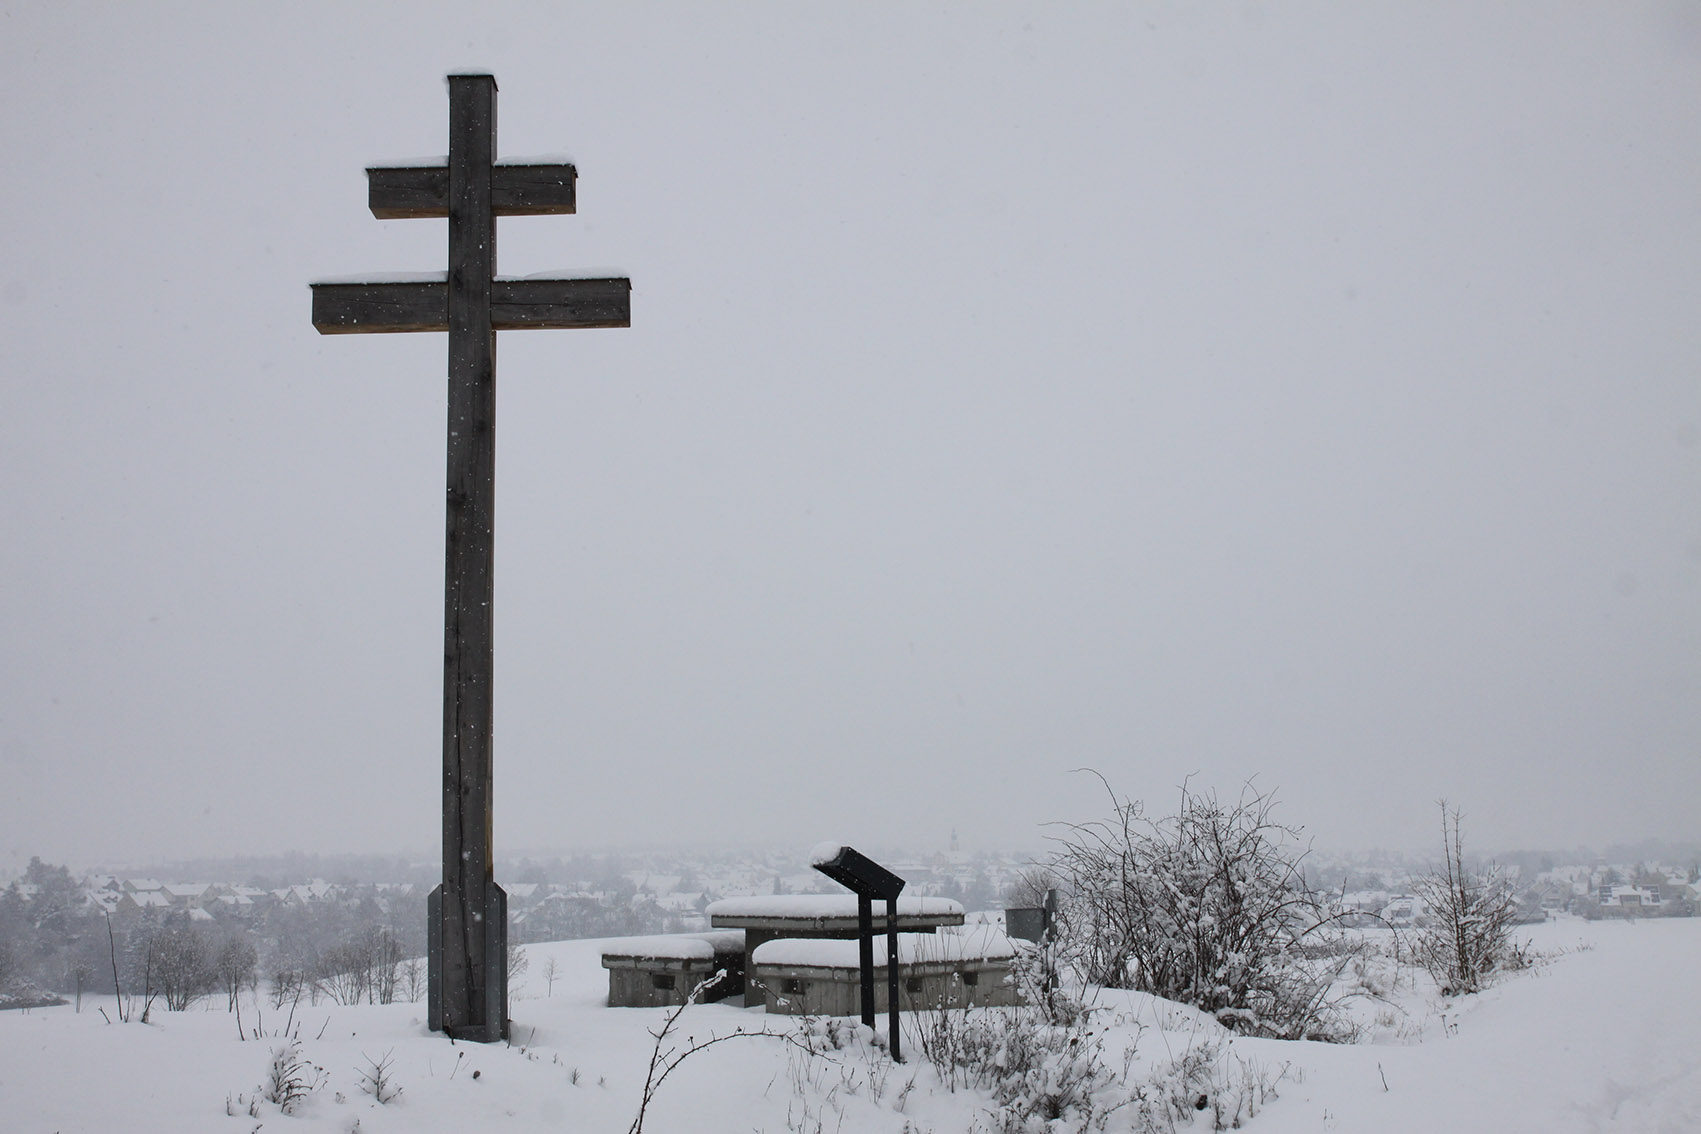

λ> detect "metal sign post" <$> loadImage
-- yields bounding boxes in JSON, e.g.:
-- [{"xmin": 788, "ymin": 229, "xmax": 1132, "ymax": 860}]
[{"xmin": 813, "ymin": 845, "xmax": 906, "ymax": 1061}]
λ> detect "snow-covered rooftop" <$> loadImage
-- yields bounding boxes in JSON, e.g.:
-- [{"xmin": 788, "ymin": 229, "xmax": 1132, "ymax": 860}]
[{"xmin": 599, "ymin": 930, "xmax": 745, "ymax": 962}]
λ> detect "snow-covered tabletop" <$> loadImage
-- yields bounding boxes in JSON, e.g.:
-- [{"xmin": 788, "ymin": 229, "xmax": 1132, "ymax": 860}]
[{"xmin": 706, "ymin": 894, "xmax": 963, "ymax": 927}]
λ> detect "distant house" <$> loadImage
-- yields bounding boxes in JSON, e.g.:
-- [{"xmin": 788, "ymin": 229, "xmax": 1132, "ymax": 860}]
[
  {"xmin": 1339, "ymin": 889, "xmax": 1391, "ymax": 915},
  {"xmin": 162, "ymin": 883, "xmax": 215, "ymax": 911},
  {"xmin": 84, "ymin": 890, "xmax": 124, "ymax": 917},
  {"xmin": 1529, "ymin": 880, "xmax": 1571, "ymax": 912},
  {"xmin": 273, "ymin": 881, "xmax": 338, "ymax": 907},
  {"xmin": 1379, "ymin": 894, "xmax": 1424, "ymax": 926},
  {"xmin": 1598, "ymin": 885, "xmax": 1661, "ymax": 908},
  {"xmin": 125, "ymin": 891, "xmax": 173, "ymax": 916}
]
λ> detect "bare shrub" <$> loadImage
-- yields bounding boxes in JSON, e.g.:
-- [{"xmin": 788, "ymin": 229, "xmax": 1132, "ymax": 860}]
[
  {"xmin": 1049, "ymin": 774, "xmax": 1352, "ymax": 1040},
  {"xmin": 400, "ymin": 956, "xmax": 426, "ymax": 1003},
  {"xmin": 357, "ymin": 1048, "xmax": 403, "ymax": 1104},
  {"xmin": 270, "ymin": 966, "xmax": 306, "ymax": 1010},
  {"xmin": 369, "ymin": 926, "xmax": 405, "ymax": 1004},
  {"xmin": 129, "ymin": 915, "xmax": 217, "ymax": 1013},
  {"xmin": 216, "ymin": 934, "xmax": 258, "ymax": 1012},
  {"xmin": 1003, "ymin": 866, "xmax": 1061, "ymax": 910},
  {"xmin": 1008, "ymin": 934, "xmax": 1086, "ymax": 1028},
  {"xmin": 1410, "ymin": 802, "xmax": 1520, "ymax": 995},
  {"xmin": 540, "ymin": 954, "xmax": 560, "ymax": 997},
  {"xmin": 311, "ymin": 926, "xmax": 404, "ymax": 1005},
  {"xmin": 909, "ymin": 991, "xmax": 1288, "ymax": 1134},
  {"xmin": 507, "ymin": 940, "xmax": 529, "ymax": 996},
  {"xmin": 910, "ymin": 1002, "xmax": 1115, "ymax": 1132},
  {"xmin": 312, "ymin": 942, "xmax": 370, "ymax": 1005},
  {"xmin": 263, "ymin": 1037, "xmax": 325, "ymax": 1114},
  {"xmin": 1131, "ymin": 1041, "xmax": 1291, "ymax": 1133}
]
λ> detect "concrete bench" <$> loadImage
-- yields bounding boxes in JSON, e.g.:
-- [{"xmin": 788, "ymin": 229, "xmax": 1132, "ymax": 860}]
[{"xmin": 600, "ymin": 930, "xmax": 745, "ymax": 1008}]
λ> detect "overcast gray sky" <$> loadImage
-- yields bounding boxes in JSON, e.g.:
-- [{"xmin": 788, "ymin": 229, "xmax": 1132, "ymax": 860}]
[{"xmin": 1, "ymin": 2, "xmax": 1697, "ymax": 869}]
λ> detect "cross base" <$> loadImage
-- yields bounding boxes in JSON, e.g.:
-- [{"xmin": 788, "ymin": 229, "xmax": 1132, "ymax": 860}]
[{"xmin": 427, "ymin": 882, "xmax": 509, "ymax": 1042}]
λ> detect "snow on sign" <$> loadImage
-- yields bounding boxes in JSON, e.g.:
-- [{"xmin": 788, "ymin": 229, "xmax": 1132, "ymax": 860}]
[{"xmin": 310, "ymin": 74, "xmax": 631, "ymax": 1044}]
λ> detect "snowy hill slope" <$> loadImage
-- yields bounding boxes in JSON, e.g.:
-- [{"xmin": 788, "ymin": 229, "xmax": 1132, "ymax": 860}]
[{"xmin": 1, "ymin": 919, "xmax": 1696, "ymax": 1132}]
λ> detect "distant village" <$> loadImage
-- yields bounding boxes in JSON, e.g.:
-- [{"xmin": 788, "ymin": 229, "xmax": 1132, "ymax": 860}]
[
  {"xmin": 6, "ymin": 839, "xmax": 1043, "ymax": 946},
  {"xmin": 35, "ymin": 846, "xmax": 1698, "ymax": 934},
  {"xmin": 9, "ymin": 836, "xmax": 1701, "ymax": 932},
  {"xmin": 1331, "ymin": 860, "xmax": 1700, "ymax": 925}
]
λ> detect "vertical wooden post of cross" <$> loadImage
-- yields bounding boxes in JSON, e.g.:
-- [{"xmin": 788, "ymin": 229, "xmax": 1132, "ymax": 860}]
[{"xmin": 438, "ymin": 71, "xmax": 502, "ymax": 1044}]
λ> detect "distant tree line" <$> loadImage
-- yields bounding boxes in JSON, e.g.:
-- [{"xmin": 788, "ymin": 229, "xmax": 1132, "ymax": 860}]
[
  {"xmin": 0, "ymin": 858, "xmax": 97, "ymax": 1008},
  {"xmin": 0, "ymin": 855, "xmax": 684, "ymax": 1013},
  {"xmin": 0, "ymin": 859, "xmax": 432, "ymax": 1015}
]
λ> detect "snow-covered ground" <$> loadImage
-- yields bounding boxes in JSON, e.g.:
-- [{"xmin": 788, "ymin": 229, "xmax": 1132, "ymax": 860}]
[
  {"xmin": 1242, "ymin": 918, "xmax": 1701, "ymax": 1133},
  {"xmin": 2, "ymin": 917, "xmax": 1696, "ymax": 1132}
]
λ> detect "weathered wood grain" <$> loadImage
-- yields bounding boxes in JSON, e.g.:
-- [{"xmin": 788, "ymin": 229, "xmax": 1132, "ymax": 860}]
[
  {"xmin": 368, "ymin": 162, "xmax": 577, "ymax": 218},
  {"xmin": 492, "ymin": 277, "xmax": 630, "ymax": 329},
  {"xmin": 311, "ymin": 281, "xmax": 445, "ymax": 333},
  {"xmin": 311, "ymin": 278, "xmax": 631, "ymax": 333},
  {"xmin": 440, "ymin": 71, "xmax": 499, "ymax": 1043}
]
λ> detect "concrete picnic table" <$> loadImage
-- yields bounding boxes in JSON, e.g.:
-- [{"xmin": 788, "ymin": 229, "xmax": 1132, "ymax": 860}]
[{"xmin": 706, "ymin": 894, "xmax": 965, "ymax": 1006}]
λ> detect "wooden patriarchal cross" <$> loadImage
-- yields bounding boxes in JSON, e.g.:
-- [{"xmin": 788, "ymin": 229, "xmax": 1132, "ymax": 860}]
[{"xmin": 311, "ymin": 74, "xmax": 629, "ymax": 1042}]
